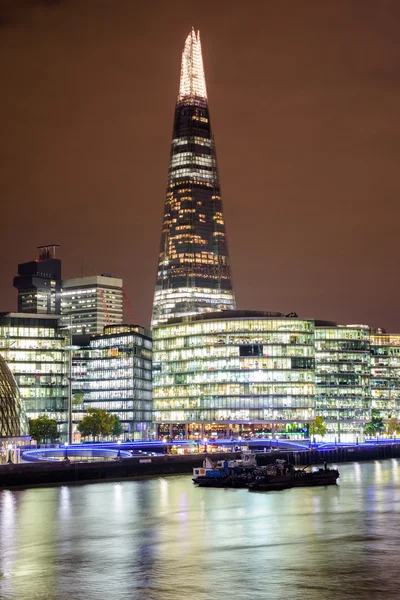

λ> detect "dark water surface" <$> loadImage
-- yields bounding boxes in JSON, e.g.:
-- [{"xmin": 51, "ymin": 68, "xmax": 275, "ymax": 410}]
[{"xmin": 0, "ymin": 460, "xmax": 399, "ymax": 600}]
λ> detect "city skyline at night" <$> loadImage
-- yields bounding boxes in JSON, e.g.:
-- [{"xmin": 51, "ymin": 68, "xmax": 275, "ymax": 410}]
[{"xmin": 1, "ymin": 2, "xmax": 400, "ymax": 332}]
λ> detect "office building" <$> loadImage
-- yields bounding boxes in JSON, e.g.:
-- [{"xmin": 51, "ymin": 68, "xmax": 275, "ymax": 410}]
[
  {"xmin": 315, "ymin": 323, "xmax": 371, "ymax": 441},
  {"xmin": 152, "ymin": 311, "xmax": 315, "ymax": 439},
  {"xmin": 13, "ymin": 245, "xmax": 62, "ymax": 314},
  {"xmin": 152, "ymin": 29, "xmax": 235, "ymax": 326},
  {"xmin": 61, "ymin": 275, "xmax": 123, "ymax": 336},
  {"xmin": 0, "ymin": 313, "xmax": 68, "ymax": 438},
  {"xmin": 0, "ymin": 355, "xmax": 29, "ymax": 437},
  {"xmin": 72, "ymin": 324, "xmax": 152, "ymax": 440},
  {"xmin": 370, "ymin": 331, "xmax": 400, "ymax": 420}
]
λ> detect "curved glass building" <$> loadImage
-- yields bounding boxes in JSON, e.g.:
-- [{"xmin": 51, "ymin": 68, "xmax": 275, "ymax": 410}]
[
  {"xmin": 0, "ymin": 354, "xmax": 29, "ymax": 437},
  {"xmin": 153, "ymin": 311, "xmax": 315, "ymax": 439}
]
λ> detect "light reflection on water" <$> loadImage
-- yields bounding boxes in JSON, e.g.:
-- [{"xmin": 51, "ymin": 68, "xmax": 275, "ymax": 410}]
[{"xmin": 0, "ymin": 461, "xmax": 400, "ymax": 600}]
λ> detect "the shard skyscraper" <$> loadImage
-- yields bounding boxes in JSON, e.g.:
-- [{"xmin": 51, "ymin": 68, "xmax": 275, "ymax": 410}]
[{"xmin": 152, "ymin": 29, "xmax": 235, "ymax": 327}]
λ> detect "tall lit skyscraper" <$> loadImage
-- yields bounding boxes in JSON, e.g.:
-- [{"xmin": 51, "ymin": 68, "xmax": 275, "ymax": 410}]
[{"xmin": 152, "ymin": 29, "xmax": 235, "ymax": 326}]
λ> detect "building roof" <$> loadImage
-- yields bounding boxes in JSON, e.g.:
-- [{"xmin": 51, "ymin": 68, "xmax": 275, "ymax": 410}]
[{"xmin": 159, "ymin": 309, "xmax": 308, "ymax": 326}]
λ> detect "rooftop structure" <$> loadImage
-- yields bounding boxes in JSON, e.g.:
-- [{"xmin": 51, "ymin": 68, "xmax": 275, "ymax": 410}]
[{"xmin": 13, "ymin": 245, "xmax": 62, "ymax": 314}]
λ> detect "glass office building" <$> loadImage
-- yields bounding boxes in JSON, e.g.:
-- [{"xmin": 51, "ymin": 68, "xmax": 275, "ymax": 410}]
[
  {"xmin": 0, "ymin": 355, "xmax": 29, "ymax": 437},
  {"xmin": 61, "ymin": 275, "xmax": 123, "ymax": 336},
  {"xmin": 72, "ymin": 325, "xmax": 152, "ymax": 440},
  {"xmin": 0, "ymin": 313, "xmax": 68, "ymax": 438},
  {"xmin": 370, "ymin": 332, "xmax": 400, "ymax": 420},
  {"xmin": 152, "ymin": 29, "xmax": 235, "ymax": 326},
  {"xmin": 153, "ymin": 311, "xmax": 315, "ymax": 439},
  {"xmin": 315, "ymin": 323, "xmax": 371, "ymax": 441}
]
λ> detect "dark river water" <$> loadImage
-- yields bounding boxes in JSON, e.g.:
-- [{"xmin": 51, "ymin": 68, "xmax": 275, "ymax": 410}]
[{"xmin": 0, "ymin": 460, "xmax": 399, "ymax": 600}]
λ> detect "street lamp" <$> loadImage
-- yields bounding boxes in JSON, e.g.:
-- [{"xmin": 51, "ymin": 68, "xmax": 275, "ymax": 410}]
[
  {"xmin": 64, "ymin": 442, "xmax": 69, "ymax": 461},
  {"xmin": 117, "ymin": 440, "xmax": 122, "ymax": 458}
]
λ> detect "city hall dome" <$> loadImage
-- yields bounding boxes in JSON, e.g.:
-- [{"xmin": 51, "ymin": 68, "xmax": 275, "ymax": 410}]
[{"xmin": 0, "ymin": 355, "xmax": 29, "ymax": 437}]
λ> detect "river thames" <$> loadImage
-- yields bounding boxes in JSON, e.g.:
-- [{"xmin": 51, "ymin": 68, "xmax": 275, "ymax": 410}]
[{"xmin": 0, "ymin": 460, "xmax": 399, "ymax": 600}]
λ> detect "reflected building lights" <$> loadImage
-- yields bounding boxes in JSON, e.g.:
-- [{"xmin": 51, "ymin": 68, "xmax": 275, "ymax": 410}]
[{"xmin": 390, "ymin": 458, "xmax": 399, "ymax": 484}]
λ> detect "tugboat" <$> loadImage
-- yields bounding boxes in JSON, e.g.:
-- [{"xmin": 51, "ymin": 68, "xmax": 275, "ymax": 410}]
[
  {"xmin": 248, "ymin": 460, "xmax": 339, "ymax": 492},
  {"xmin": 192, "ymin": 452, "xmax": 257, "ymax": 488}
]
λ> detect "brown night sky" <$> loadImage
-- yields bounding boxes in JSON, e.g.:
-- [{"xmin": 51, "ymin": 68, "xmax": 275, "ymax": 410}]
[{"xmin": 1, "ymin": 0, "xmax": 400, "ymax": 330}]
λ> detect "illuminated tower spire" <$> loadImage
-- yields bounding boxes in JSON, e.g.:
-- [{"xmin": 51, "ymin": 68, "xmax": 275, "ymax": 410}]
[
  {"xmin": 152, "ymin": 30, "xmax": 235, "ymax": 327},
  {"xmin": 178, "ymin": 29, "xmax": 207, "ymax": 102}
]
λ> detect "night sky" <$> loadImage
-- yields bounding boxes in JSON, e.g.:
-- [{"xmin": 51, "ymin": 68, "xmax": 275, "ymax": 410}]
[{"xmin": 1, "ymin": 0, "xmax": 400, "ymax": 330}]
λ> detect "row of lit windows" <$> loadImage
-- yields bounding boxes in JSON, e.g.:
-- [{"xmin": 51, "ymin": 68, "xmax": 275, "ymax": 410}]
[
  {"xmin": 155, "ymin": 356, "xmax": 313, "ymax": 372},
  {"xmin": 170, "ymin": 152, "xmax": 214, "ymax": 168},
  {"xmin": 317, "ymin": 365, "xmax": 370, "ymax": 374},
  {"xmin": 0, "ymin": 327, "xmax": 61, "ymax": 338},
  {"xmin": 316, "ymin": 353, "xmax": 370, "ymax": 363},
  {"xmin": 154, "ymin": 397, "xmax": 314, "ymax": 410},
  {"xmin": 83, "ymin": 390, "xmax": 152, "ymax": 400},
  {"xmin": 154, "ymin": 319, "xmax": 314, "ymax": 339},
  {"xmin": 153, "ymin": 409, "xmax": 314, "ymax": 422},
  {"xmin": 172, "ymin": 136, "xmax": 212, "ymax": 148},
  {"xmin": 154, "ymin": 383, "xmax": 315, "ymax": 398},
  {"xmin": 82, "ymin": 367, "xmax": 151, "ymax": 380},
  {"xmin": 316, "ymin": 342, "xmax": 369, "ymax": 352},
  {"xmin": 170, "ymin": 168, "xmax": 217, "ymax": 182},
  {"xmin": 78, "ymin": 377, "xmax": 152, "ymax": 390},
  {"xmin": 78, "ymin": 358, "xmax": 151, "ymax": 371},
  {"xmin": 155, "ymin": 335, "xmax": 314, "ymax": 352},
  {"xmin": 4, "ymin": 351, "xmax": 64, "ymax": 362},
  {"xmin": 18, "ymin": 387, "xmax": 67, "ymax": 399},
  {"xmin": 155, "ymin": 371, "xmax": 314, "ymax": 386},
  {"xmin": 315, "ymin": 328, "xmax": 369, "ymax": 340},
  {"xmin": 0, "ymin": 339, "xmax": 64, "ymax": 350},
  {"xmin": 153, "ymin": 346, "xmax": 315, "ymax": 363}
]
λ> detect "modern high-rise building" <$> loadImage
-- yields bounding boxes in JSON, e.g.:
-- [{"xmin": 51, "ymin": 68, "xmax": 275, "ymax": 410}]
[
  {"xmin": 13, "ymin": 245, "xmax": 62, "ymax": 314},
  {"xmin": 152, "ymin": 29, "xmax": 235, "ymax": 326},
  {"xmin": 314, "ymin": 323, "xmax": 371, "ymax": 442},
  {"xmin": 152, "ymin": 311, "xmax": 315, "ymax": 440},
  {"xmin": 370, "ymin": 331, "xmax": 400, "ymax": 420},
  {"xmin": 71, "ymin": 325, "xmax": 153, "ymax": 440},
  {"xmin": 61, "ymin": 275, "xmax": 123, "ymax": 336},
  {"xmin": 0, "ymin": 355, "xmax": 29, "ymax": 439},
  {"xmin": 0, "ymin": 312, "xmax": 68, "ymax": 438}
]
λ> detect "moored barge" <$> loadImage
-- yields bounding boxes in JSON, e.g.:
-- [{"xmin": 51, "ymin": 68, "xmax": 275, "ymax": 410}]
[{"xmin": 192, "ymin": 455, "xmax": 339, "ymax": 491}]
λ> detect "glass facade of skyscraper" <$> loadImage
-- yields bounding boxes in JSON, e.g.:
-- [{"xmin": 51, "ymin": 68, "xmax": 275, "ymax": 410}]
[
  {"xmin": 315, "ymin": 324, "xmax": 371, "ymax": 441},
  {"xmin": 0, "ymin": 313, "xmax": 68, "ymax": 437},
  {"xmin": 61, "ymin": 275, "xmax": 123, "ymax": 336},
  {"xmin": 152, "ymin": 29, "xmax": 235, "ymax": 326},
  {"xmin": 153, "ymin": 311, "xmax": 315, "ymax": 439},
  {"xmin": 370, "ymin": 332, "xmax": 400, "ymax": 420},
  {"xmin": 72, "ymin": 325, "xmax": 152, "ymax": 440}
]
